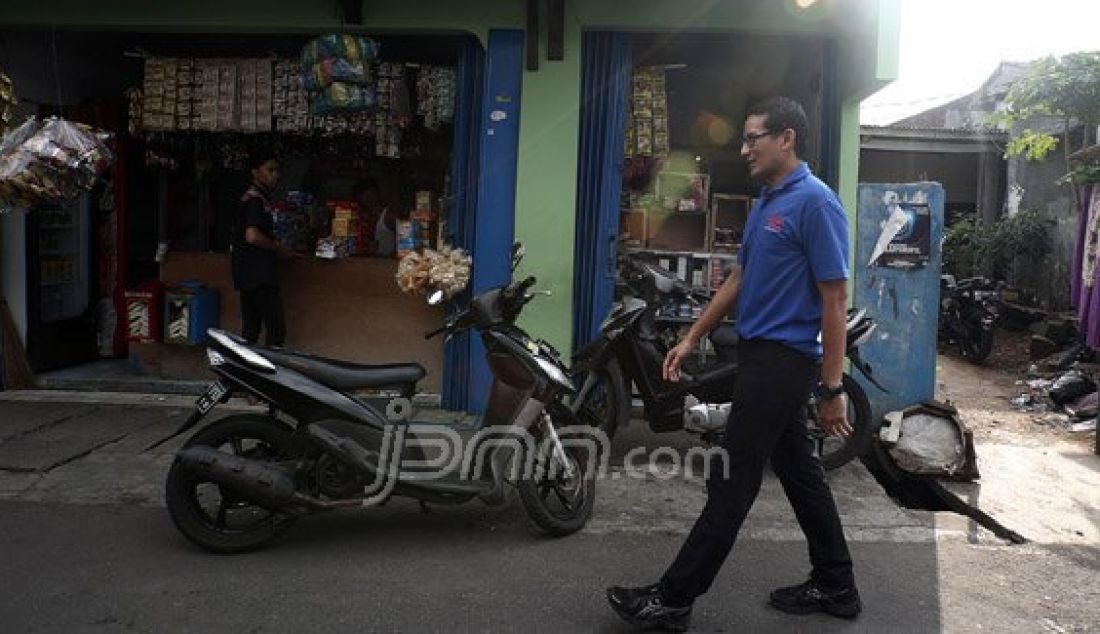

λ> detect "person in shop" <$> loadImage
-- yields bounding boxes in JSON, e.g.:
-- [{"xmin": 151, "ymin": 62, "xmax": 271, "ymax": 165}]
[
  {"xmin": 607, "ymin": 97, "xmax": 860, "ymax": 630},
  {"xmin": 354, "ymin": 178, "xmax": 396, "ymax": 257},
  {"xmin": 231, "ymin": 149, "xmax": 297, "ymax": 347}
]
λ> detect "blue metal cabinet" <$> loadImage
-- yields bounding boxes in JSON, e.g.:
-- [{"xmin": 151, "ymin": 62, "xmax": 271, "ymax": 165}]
[{"xmin": 853, "ymin": 182, "xmax": 945, "ymax": 424}]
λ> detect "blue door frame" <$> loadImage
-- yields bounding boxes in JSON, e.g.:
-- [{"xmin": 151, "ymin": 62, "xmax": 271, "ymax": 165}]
[
  {"xmin": 464, "ymin": 29, "xmax": 524, "ymax": 413},
  {"xmin": 573, "ymin": 32, "xmax": 632, "ymax": 351},
  {"xmin": 442, "ymin": 35, "xmax": 485, "ymax": 412}
]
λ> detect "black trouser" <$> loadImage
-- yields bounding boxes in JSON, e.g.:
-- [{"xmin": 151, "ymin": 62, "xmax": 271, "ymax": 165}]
[
  {"xmin": 239, "ymin": 285, "xmax": 286, "ymax": 347},
  {"xmin": 660, "ymin": 339, "xmax": 855, "ymax": 603}
]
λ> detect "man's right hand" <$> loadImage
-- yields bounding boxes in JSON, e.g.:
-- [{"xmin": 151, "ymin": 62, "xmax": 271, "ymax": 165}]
[{"xmin": 663, "ymin": 337, "xmax": 697, "ymax": 382}]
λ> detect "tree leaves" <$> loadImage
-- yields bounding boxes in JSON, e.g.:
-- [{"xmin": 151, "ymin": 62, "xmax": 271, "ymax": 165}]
[{"xmin": 995, "ymin": 51, "xmax": 1100, "ymax": 163}]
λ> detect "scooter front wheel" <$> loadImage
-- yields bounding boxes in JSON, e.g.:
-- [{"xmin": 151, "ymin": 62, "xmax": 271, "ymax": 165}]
[{"xmin": 517, "ymin": 403, "xmax": 598, "ymax": 537}]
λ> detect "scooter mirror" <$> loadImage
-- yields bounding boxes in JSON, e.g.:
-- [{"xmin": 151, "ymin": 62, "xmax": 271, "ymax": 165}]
[{"xmin": 427, "ymin": 289, "xmax": 445, "ymax": 306}]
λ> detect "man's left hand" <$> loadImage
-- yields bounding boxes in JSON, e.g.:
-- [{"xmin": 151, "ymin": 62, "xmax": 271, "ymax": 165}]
[{"xmin": 817, "ymin": 393, "xmax": 853, "ymax": 438}]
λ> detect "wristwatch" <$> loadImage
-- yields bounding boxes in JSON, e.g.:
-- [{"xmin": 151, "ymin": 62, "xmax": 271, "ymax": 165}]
[{"xmin": 813, "ymin": 381, "xmax": 845, "ymax": 402}]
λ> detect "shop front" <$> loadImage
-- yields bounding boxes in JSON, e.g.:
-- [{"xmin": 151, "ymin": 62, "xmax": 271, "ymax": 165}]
[
  {"xmin": 0, "ymin": 1, "xmax": 900, "ymax": 409},
  {"xmin": 0, "ymin": 29, "xmax": 503, "ymax": 406}
]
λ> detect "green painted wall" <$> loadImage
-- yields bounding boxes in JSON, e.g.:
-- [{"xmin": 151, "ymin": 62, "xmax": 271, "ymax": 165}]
[
  {"xmin": 1, "ymin": 0, "xmax": 900, "ymax": 355},
  {"xmin": 512, "ymin": 9, "xmax": 583, "ymax": 350}
]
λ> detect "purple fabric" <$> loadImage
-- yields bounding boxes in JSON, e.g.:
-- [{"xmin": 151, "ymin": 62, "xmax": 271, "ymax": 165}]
[
  {"xmin": 1071, "ymin": 186, "xmax": 1093, "ymax": 309},
  {"xmin": 1086, "ymin": 189, "xmax": 1100, "ymax": 348},
  {"xmin": 1089, "ymin": 266, "xmax": 1100, "ymax": 349}
]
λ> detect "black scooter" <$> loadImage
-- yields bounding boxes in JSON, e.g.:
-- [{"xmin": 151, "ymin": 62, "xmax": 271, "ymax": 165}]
[
  {"xmin": 939, "ymin": 274, "xmax": 998, "ymax": 364},
  {"xmin": 156, "ymin": 243, "xmax": 598, "ymax": 553},
  {"xmin": 571, "ymin": 255, "xmax": 885, "ymax": 470}
]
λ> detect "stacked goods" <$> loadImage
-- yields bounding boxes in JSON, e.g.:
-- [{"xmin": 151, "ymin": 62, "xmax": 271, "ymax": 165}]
[
  {"xmin": 315, "ymin": 200, "xmax": 359, "ymax": 259},
  {"xmin": 302, "ymin": 34, "xmax": 379, "ymax": 115},
  {"xmin": 193, "ymin": 59, "xmax": 221, "ymax": 132},
  {"xmin": 237, "ymin": 59, "xmax": 273, "ymax": 132},
  {"xmin": 272, "ymin": 190, "xmax": 315, "ymax": 254},
  {"xmin": 395, "ymin": 218, "xmax": 416, "ymax": 258},
  {"xmin": 174, "ymin": 59, "xmax": 194, "ymax": 131},
  {"xmin": 273, "ymin": 59, "xmax": 311, "ymax": 133},
  {"xmin": 141, "ymin": 57, "xmax": 178, "ymax": 132},
  {"xmin": 626, "ymin": 67, "xmax": 669, "ymax": 157},
  {"xmin": 411, "ymin": 190, "xmax": 435, "ymax": 249},
  {"xmin": 138, "ymin": 57, "xmax": 274, "ymax": 133},
  {"xmin": 374, "ymin": 62, "xmax": 408, "ymax": 158},
  {"xmin": 215, "ymin": 60, "xmax": 238, "ymax": 130},
  {"xmin": 415, "ymin": 66, "xmax": 456, "ymax": 131},
  {"xmin": 394, "ymin": 190, "xmax": 437, "ymax": 258},
  {"xmin": 0, "ymin": 117, "xmax": 114, "ymax": 210}
]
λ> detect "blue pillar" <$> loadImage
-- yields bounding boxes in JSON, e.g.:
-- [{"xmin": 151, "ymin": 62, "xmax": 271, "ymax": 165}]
[{"xmin": 468, "ymin": 29, "xmax": 524, "ymax": 413}]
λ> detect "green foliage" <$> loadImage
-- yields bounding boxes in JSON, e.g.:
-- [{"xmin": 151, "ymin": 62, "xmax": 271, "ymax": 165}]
[
  {"xmin": 1004, "ymin": 129, "xmax": 1059, "ymax": 162},
  {"xmin": 1057, "ymin": 164, "xmax": 1100, "ymax": 187},
  {"xmin": 992, "ymin": 51, "xmax": 1100, "ymax": 163},
  {"xmin": 944, "ymin": 210, "xmax": 1053, "ymax": 280},
  {"xmin": 943, "ymin": 214, "xmax": 993, "ymax": 278}
]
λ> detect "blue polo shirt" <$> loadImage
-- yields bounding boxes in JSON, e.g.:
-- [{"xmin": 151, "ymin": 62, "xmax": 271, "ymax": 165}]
[{"xmin": 735, "ymin": 162, "xmax": 850, "ymax": 359}]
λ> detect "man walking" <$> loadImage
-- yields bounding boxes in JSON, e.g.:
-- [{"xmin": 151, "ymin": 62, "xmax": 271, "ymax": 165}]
[
  {"xmin": 231, "ymin": 150, "xmax": 295, "ymax": 347},
  {"xmin": 607, "ymin": 97, "xmax": 860, "ymax": 631}
]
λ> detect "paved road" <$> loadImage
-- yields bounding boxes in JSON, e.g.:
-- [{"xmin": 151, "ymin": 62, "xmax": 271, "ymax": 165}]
[
  {"xmin": 0, "ymin": 500, "xmax": 946, "ymax": 633},
  {"xmin": 0, "ymin": 392, "xmax": 1095, "ymax": 632}
]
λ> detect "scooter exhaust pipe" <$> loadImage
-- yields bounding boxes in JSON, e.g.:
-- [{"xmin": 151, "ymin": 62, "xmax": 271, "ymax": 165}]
[{"xmin": 176, "ymin": 446, "xmax": 320, "ymax": 512}]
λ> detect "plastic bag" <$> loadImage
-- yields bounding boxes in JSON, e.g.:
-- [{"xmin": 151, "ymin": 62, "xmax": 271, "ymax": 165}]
[
  {"xmin": 302, "ymin": 58, "xmax": 372, "ymax": 92},
  {"xmin": 301, "ymin": 34, "xmax": 380, "ymax": 66},
  {"xmin": 1049, "ymin": 370, "xmax": 1097, "ymax": 407},
  {"xmin": 0, "ymin": 117, "xmax": 114, "ymax": 209},
  {"xmin": 0, "ymin": 116, "xmax": 37, "ymax": 158},
  {"xmin": 309, "ymin": 82, "xmax": 376, "ymax": 115},
  {"xmin": 889, "ymin": 413, "xmax": 966, "ymax": 476},
  {"xmin": 31, "ymin": 118, "xmax": 114, "ymax": 187}
]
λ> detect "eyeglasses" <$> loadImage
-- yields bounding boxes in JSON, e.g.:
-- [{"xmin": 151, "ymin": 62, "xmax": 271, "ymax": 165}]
[{"xmin": 741, "ymin": 130, "xmax": 779, "ymax": 148}]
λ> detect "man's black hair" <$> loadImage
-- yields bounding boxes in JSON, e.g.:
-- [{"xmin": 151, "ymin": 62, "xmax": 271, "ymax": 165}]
[
  {"xmin": 746, "ymin": 96, "xmax": 809, "ymax": 158},
  {"xmin": 247, "ymin": 147, "xmax": 279, "ymax": 171}
]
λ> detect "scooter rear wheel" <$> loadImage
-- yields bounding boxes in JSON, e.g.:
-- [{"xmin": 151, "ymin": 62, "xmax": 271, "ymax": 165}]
[{"xmin": 165, "ymin": 415, "xmax": 298, "ymax": 554}]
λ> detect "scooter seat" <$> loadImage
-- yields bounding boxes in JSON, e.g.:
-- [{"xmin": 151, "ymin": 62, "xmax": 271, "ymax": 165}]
[{"xmin": 259, "ymin": 348, "xmax": 426, "ymax": 392}]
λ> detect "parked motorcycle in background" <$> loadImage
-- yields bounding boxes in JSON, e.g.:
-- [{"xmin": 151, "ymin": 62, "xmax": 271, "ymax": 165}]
[
  {"xmin": 571, "ymin": 254, "xmax": 886, "ymax": 470},
  {"xmin": 939, "ymin": 274, "xmax": 1000, "ymax": 364}
]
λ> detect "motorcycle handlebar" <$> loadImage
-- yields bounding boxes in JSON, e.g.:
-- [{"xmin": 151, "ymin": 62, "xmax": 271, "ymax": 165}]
[
  {"xmin": 425, "ymin": 306, "xmax": 472, "ymax": 340},
  {"xmin": 514, "ymin": 276, "xmax": 537, "ymax": 296}
]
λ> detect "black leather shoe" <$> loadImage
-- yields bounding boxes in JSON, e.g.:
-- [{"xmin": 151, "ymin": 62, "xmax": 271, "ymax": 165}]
[
  {"xmin": 768, "ymin": 579, "xmax": 862, "ymax": 619},
  {"xmin": 606, "ymin": 583, "xmax": 692, "ymax": 632}
]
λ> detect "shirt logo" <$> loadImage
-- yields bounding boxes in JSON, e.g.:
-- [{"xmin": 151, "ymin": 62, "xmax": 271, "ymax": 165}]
[{"xmin": 764, "ymin": 214, "xmax": 786, "ymax": 234}]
